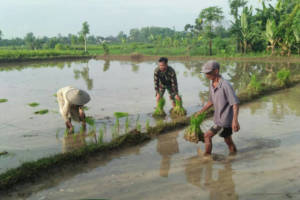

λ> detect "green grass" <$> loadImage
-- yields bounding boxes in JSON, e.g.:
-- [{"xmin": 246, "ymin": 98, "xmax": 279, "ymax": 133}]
[
  {"xmin": 28, "ymin": 102, "xmax": 40, "ymax": 107},
  {"xmin": 0, "ymin": 49, "xmax": 92, "ymax": 63},
  {"xmin": 1, "ymin": 44, "xmax": 299, "ymax": 63},
  {"xmin": 0, "ymin": 99, "xmax": 8, "ymax": 103},
  {"xmin": 34, "ymin": 109, "xmax": 49, "ymax": 115}
]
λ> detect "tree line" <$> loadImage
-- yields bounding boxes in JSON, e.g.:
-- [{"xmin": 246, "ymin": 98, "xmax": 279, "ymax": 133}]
[{"xmin": 0, "ymin": 0, "xmax": 299, "ymax": 56}]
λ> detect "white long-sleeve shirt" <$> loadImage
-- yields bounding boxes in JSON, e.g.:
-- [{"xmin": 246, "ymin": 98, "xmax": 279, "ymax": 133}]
[{"xmin": 57, "ymin": 86, "xmax": 81, "ymax": 122}]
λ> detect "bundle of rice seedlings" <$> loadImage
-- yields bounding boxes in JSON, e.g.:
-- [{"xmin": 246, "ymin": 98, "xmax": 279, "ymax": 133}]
[
  {"xmin": 170, "ymin": 97, "xmax": 186, "ymax": 117},
  {"xmin": 184, "ymin": 113, "xmax": 206, "ymax": 143},
  {"xmin": 85, "ymin": 116, "xmax": 95, "ymax": 126},
  {"xmin": 0, "ymin": 99, "xmax": 8, "ymax": 103},
  {"xmin": 28, "ymin": 102, "xmax": 39, "ymax": 107},
  {"xmin": 114, "ymin": 112, "xmax": 129, "ymax": 118},
  {"xmin": 153, "ymin": 98, "xmax": 166, "ymax": 117},
  {"xmin": 34, "ymin": 109, "xmax": 49, "ymax": 115}
]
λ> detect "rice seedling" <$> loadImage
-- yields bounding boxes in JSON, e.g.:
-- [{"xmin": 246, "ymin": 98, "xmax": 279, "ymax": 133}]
[
  {"xmin": 72, "ymin": 133, "xmax": 78, "ymax": 142},
  {"xmin": 98, "ymin": 127, "xmax": 104, "ymax": 144},
  {"xmin": 184, "ymin": 112, "xmax": 206, "ymax": 143},
  {"xmin": 83, "ymin": 106, "xmax": 89, "ymax": 111},
  {"xmin": 115, "ymin": 117, "xmax": 120, "ymax": 131},
  {"xmin": 146, "ymin": 119, "xmax": 150, "ymax": 132},
  {"xmin": 153, "ymin": 97, "xmax": 166, "ymax": 117},
  {"xmin": 34, "ymin": 109, "xmax": 49, "ymax": 115},
  {"xmin": 88, "ymin": 125, "xmax": 96, "ymax": 137},
  {"xmin": 85, "ymin": 116, "xmax": 95, "ymax": 126},
  {"xmin": 28, "ymin": 102, "xmax": 39, "ymax": 107},
  {"xmin": 276, "ymin": 69, "xmax": 291, "ymax": 87},
  {"xmin": 0, "ymin": 99, "xmax": 8, "ymax": 103},
  {"xmin": 80, "ymin": 125, "xmax": 85, "ymax": 134},
  {"xmin": 111, "ymin": 125, "xmax": 118, "ymax": 139},
  {"xmin": 170, "ymin": 96, "xmax": 186, "ymax": 117},
  {"xmin": 135, "ymin": 114, "xmax": 142, "ymax": 133},
  {"xmin": 125, "ymin": 116, "xmax": 130, "ymax": 133},
  {"xmin": 114, "ymin": 112, "xmax": 128, "ymax": 134},
  {"xmin": 103, "ymin": 123, "xmax": 107, "ymax": 135},
  {"xmin": 114, "ymin": 112, "xmax": 129, "ymax": 118}
]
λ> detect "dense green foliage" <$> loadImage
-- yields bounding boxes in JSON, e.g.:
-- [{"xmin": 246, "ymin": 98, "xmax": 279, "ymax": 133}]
[{"xmin": 0, "ymin": 0, "xmax": 298, "ymax": 57}]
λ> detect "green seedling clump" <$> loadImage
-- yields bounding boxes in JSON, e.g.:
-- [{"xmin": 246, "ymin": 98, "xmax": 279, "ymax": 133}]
[
  {"xmin": 276, "ymin": 69, "xmax": 291, "ymax": 87},
  {"xmin": 247, "ymin": 75, "xmax": 262, "ymax": 94},
  {"xmin": 0, "ymin": 99, "xmax": 8, "ymax": 103},
  {"xmin": 83, "ymin": 106, "xmax": 89, "ymax": 111},
  {"xmin": 34, "ymin": 109, "xmax": 49, "ymax": 115},
  {"xmin": 153, "ymin": 98, "xmax": 166, "ymax": 117},
  {"xmin": 170, "ymin": 97, "xmax": 187, "ymax": 117},
  {"xmin": 85, "ymin": 116, "xmax": 95, "ymax": 126},
  {"xmin": 114, "ymin": 112, "xmax": 129, "ymax": 118},
  {"xmin": 146, "ymin": 119, "xmax": 150, "ymax": 132},
  {"xmin": 28, "ymin": 102, "xmax": 40, "ymax": 107},
  {"xmin": 184, "ymin": 113, "xmax": 206, "ymax": 143}
]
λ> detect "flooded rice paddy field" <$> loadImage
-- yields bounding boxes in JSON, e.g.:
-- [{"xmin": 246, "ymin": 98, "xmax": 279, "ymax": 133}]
[
  {"xmin": 2, "ymin": 85, "xmax": 300, "ymax": 200},
  {"xmin": 0, "ymin": 59, "xmax": 300, "ymax": 174}
]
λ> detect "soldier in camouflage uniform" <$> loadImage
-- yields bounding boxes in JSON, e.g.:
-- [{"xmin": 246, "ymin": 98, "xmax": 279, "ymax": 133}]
[{"xmin": 154, "ymin": 57, "xmax": 181, "ymax": 107}]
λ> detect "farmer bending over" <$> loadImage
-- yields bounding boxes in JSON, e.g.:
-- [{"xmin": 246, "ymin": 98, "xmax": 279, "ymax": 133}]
[
  {"xmin": 196, "ymin": 61, "xmax": 240, "ymax": 157},
  {"xmin": 154, "ymin": 57, "xmax": 181, "ymax": 107},
  {"xmin": 57, "ymin": 86, "xmax": 90, "ymax": 134}
]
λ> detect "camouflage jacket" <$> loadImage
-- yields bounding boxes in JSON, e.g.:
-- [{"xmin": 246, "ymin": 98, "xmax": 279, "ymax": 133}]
[{"xmin": 154, "ymin": 66, "xmax": 178, "ymax": 95}]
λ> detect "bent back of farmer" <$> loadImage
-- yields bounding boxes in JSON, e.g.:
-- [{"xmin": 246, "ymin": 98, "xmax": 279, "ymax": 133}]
[
  {"xmin": 57, "ymin": 86, "xmax": 90, "ymax": 134},
  {"xmin": 154, "ymin": 57, "xmax": 181, "ymax": 107}
]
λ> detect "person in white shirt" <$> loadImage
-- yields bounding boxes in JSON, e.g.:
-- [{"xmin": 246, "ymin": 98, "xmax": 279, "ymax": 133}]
[{"xmin": 57, "ymin": 86, "xmax": 91, "ymax": 134}]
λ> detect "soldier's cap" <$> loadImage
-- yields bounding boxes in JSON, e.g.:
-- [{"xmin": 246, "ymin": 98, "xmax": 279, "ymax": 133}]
[{"xmin": 201, "ymin": 60, "xmax": 220, "ymax": 73}]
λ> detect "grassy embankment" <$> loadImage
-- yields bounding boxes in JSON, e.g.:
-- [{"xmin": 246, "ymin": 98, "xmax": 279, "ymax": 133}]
[{"xmin": 1, "ymin": 44, "xmax": 300, "ymax": 63}]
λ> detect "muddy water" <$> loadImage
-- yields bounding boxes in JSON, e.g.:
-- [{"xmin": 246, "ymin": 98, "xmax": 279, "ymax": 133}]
[
  {"xmin": 2, "ymin": 85, "xmax": 300, "ymax": 200},
  {"xmin": 0, "ymin": 59, "xmax": 300, "ymax": 174}
]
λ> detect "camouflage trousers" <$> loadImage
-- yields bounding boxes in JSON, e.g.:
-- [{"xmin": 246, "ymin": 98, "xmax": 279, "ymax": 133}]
[{"xmin": 158, "ymin": 84, "xmax": 177, "ymax": 101}]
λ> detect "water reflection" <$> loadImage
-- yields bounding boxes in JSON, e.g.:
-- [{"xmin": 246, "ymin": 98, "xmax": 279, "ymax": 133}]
[
  {"xmin": 131, "ymin": 63, "xmax": 140, "ymax": 73},
  {"xmin": 185, "ymin": 155, "xmax": 238, "ymax": 200},
  {"xmin": 247, "ymin": 86, "xmax": 300, "ymax": 119},
  {"xmin": 157, "ymin": 131, "xmax": 180, "ymax": 177},
  {"xmin": 183, "ymin": 61, "xmax": 300, "ymax": 94},
  {"xmin": 62, "ymin": 133, "xmax": 87, "ymax": 153},
  {"xmin": 73, "ymin": 65, "xmax": 93, "ymax": 90},
  {"xmin": 103, "ymin": 60, "xmax": 110, "ymax": 72}
]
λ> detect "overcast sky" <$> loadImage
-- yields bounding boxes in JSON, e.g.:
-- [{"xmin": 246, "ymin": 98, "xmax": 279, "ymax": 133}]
[{"xmin": 0, "ymin": 0, "xmax": 266, "ymax": 39}]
